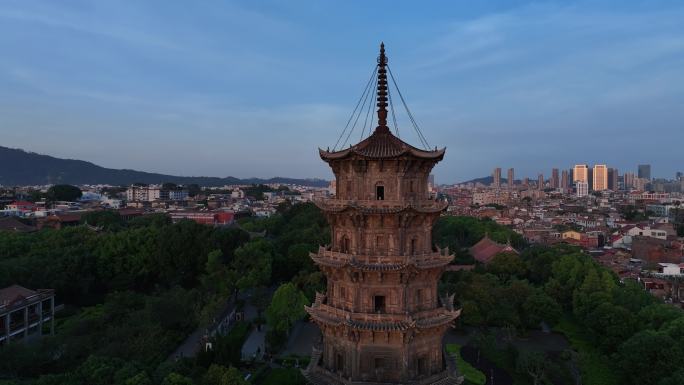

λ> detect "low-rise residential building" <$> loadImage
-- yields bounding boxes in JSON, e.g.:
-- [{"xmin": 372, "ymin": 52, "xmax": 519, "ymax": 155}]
[
  {"xmin": 170, "ymin": 211, "xmax": 235, "ymax": 226},
  {"xmin": 0, "ymin": 285, "xmax": 55, "ymax": 346},
  {"xmin": 126, "ymin": 185, "xmax": 188, "ymax": 202}
]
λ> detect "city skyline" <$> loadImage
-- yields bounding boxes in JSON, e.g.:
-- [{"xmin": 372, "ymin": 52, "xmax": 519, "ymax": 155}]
[{"xmin": 2, "ymin": 1, "xmax": 684, "ymax": 183}]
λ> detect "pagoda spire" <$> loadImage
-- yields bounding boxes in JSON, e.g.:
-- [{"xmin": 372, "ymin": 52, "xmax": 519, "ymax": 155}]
[{"xmin": 376, "ymin": 42, "xmax": 389, "ymax": 131}]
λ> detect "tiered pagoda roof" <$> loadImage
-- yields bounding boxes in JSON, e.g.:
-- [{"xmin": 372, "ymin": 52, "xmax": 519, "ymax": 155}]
[{"xmin": 319, "ymin": 126, "xmax": 445, "ymax": 161}]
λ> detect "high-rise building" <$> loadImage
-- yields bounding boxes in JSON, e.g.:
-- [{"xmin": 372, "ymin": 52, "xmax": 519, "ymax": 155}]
[
  {"xmin": 608, "ymin": 168, "xmax": 618, "ymax": 191},
  {"xmin": 538, "ymin": 173, "xmax": 544, "ymax": 190},
  {"xmin": 561, "ymin": 170, "xmax": 569, "ymax": 191},
  {"xmin": 507, "ymin": 168, "xmax": 514, "ymax": 189},
  {"xmin": 428, "ymin": 174, "xmax": 435, "ymax": 192},
  {"xmin": 523, "ymin": 177, "xmax": 529, "ymax": 187},
  {"xmin": 305, "ymin": 44, "xmax": 461, "ymax": 384},
  {"xmin": 576, "ymin": 181, "xmax": 589, "ymax": 197},
  {"xmin": 634, "ymin": 178, "xmax": 647, "ymax": 191},
  {"xmin": 551, "ymin": 168, "xmax": 559, "ymax": 189},
  {"xmin": 593, "ymin": 165, "xmax": 608, "ymax": 191},
  {"xmin": 492, "ymin": 167, "xmax": 501, "ymax": 189},
  {"xmin": 638, "ymin": 164, "xmax": 651, "ymax": 180},
  {"xmin": 624, "ymin": 172, "xmax": 635, "ymax": 189},
  {"xmin": 573, "ymin": 164, "xmax": 589, "ymax": 184}
]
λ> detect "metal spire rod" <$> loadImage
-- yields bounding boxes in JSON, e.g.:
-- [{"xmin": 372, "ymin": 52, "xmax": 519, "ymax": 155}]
[
  {"xmin": 376, "ymin": 42, "xmax": 389, "ymax": 129},
  {"xmin": 334, "ymin": 65, "xmax": 377, "ymax": 150},
  {"xmin": 387, "ymin": 64, "xmax": 431, "ymax": 149}
]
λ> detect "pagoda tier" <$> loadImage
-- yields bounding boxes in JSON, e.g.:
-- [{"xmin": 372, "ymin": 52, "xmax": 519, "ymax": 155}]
[
  {"xmin": 305, "ymin": 294, "xmax": 461, "ymax": 332},
  {"xmin": 310, "ymin": 247, "xmax": 454, "ymax": 272},
  {"xmin": 314, "ymin": 198, "xmax": 448, "ymax": 214}
]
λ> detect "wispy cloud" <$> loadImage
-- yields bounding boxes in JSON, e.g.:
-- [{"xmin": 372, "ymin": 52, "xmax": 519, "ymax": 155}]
[
  {"xmin": 1, "ymin": 1, "xmax": 683, "ymax": 181},
  {"xmin": 0, "ymin": 5, "xmax": 179, "ymax": 49}
]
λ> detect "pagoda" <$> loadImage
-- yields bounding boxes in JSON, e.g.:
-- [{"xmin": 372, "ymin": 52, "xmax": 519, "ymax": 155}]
[{"xmin": 304, "ymin": 44, "xmax": 462, "ymax": 385}]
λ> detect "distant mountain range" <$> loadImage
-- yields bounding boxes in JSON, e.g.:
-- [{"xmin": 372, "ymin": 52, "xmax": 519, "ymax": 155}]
[
  {"xmin": 459, "ymin": 176, "xmax": 524, "ymax": 185},
  {"xmin": 459, "ymin": 176, "xmax": 504, "ymax": 185},
  {"xmin": 0, "ymin": 146, "xmax": 329, "ymax": 187}
]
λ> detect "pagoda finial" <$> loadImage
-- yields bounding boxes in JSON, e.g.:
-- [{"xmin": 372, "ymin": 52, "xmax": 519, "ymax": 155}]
[{"xmin": 376, "ymin": 42, "xmax": 389, "ymax": 131}]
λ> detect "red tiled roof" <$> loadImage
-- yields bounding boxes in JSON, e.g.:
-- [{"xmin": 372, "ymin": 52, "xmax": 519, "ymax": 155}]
[
  {"xmin": 0, "ymin": 217, "xmax": 36, "ymax": 232},
  {"xmin": 0, "ymin": 284, "xmax": 37, "ymax": 305},
  {"xmin": 9, "ymin": 201, "xmax": 35, "ymax": 207},
  {"xmin": 470, "ymin": 236, "xmax": 518, "ymax": 264}
]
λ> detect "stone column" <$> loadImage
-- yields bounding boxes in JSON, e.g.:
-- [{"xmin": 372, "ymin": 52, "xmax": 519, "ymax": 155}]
[
  {"xmin": 50, "ymin": 297, "xmax": 55, "ymax": 335},
  {"xmin": 23, "ymin": 306, "xmax": 28, "ymax": 337},
  {"xmin": 38, "ymin": 301, "xmax": 43, "ymax": 336},
  {"xmin": 3, "ymin": 313, "xmax": 9, "ymax": 341}
]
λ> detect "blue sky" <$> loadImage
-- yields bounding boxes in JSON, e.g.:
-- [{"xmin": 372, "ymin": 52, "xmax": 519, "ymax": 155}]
[{"xmin": 1, "ymin": 0, "xmax": 683, "ymax": 183}]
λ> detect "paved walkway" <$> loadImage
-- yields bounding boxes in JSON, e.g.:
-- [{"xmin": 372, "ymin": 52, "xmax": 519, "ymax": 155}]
[
  {"xmin": 242, "ymin": 324, "xmax": 267, "ymax": 360},
  {"xmin": 167, "ymin": 295, "xmax": 240, "ymax": 361},
  {"xmin": 169, "ymin": 328, "xmax": 206, "ymax": 361},
  {"xmin": 282, "ymin": 321, "xmax": 320, "ymax": 356}
]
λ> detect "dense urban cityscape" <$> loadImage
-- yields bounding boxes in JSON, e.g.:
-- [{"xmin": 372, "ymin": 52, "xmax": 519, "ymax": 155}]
[
  {"xmin": 3, "ymin": 2, "xmax": 684, "ymax": 385},
  {"xmin": 2, "ymin": 152, "xmax": 683, "ymax": 385}
]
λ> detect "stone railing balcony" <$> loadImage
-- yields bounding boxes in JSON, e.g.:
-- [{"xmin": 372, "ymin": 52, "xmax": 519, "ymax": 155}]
[
  {"xmin": 311, "ymin": 303, "xmax": 409, "ymax": 323},
  {"xmin": 312, "ymin": 247, "xmax": 453, "ymax": 268},
  {"xmin": 313, "ymin": 198, "xmax": 447, "ymax": 213}
]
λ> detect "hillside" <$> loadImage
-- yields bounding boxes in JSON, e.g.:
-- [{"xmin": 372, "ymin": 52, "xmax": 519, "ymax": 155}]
[{"xmin": 0, "ymin": 146, "xmax": 328, "ymax": 187}]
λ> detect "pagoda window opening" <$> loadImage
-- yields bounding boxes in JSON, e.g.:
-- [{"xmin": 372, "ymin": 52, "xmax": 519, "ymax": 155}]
[
  {"xmin": 374, "ymin": 357, "xmax": 385, "ymax": 370},
  {"xmin": 341, "ymin": 235, "xmax": 350, "ymax": 253},
  {"xmin": 410, "ymin": 180, "xmax": 415, "ymax": 193},
  {"xmin": 415, "ymin": 289, "xmax": 423, "ymax": 309},
  {"xmin": 410, "ymin": 238, "xmax": 417, "ymax": 254},
  {"xmin": 336, "ymin": 353, "xmax": 345, "ymax": 372},
  {"xmin": 374, "ymin": 295, "xmax": 386, "ymax": 313},
  {"xmin": 418, "ymin": 356, "xmax": 428, "ymax": 376},
  {"xmin": 376, "ymin": 234, "xmax": 385, "ymax": 253},
  {"xmin": 376, "ymin": 185, "xmax": 385, "ymax": 200}
]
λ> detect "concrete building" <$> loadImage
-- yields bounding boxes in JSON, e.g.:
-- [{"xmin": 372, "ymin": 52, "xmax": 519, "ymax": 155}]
[
  {"xmin": 638, "ymin": 164, "xmax": 652, "ymax": 180},
  {"xmin": 608, "ymin": 168, "xmax": 618, "ymax": 191},
  {"xmin": 624, "ymin": 172, "xmax": 636, "ymax": 189},
  {"xmin": 576, "ymin": 181, "xmax": 589, "ymax": 197},
  {"xmin": 551, "ymin": 168, "xmax": 559, "ymax": 189},
  {"xmin": 428, "ymin": 174, "xmax": 435, "ymax": 193},
  {"xmin": 561, "ymin": 170, "xmax": 569, "ymax": 190},
  {"xmin": 168, "ymin": 189, "xmax": 189, "ymax": 201},
  {"xmin": 1, "ymin": 285, "xmax": 55, "ymax": 346},
  {"xmin": 126, "ymin": 185, "xmax": 188, "ymax": 202},
  {"xmin": 507, "ymin": 168, "xmax": 514, "ymax": 189},
  {"xmin": 492, "ymin": 167, "xmax": 501, "ymax": 189},
  {"xmin": 593, "ymin": 165, "xmax": 608, "ymax": 191},
  {"xmin": 656, "ymin": 263, "xmax": 683, "ymax": 276},
  {"xmin": 538, "ymin": 173, "xmax": 544, "ymax": 190},
  {"xmin": 573, "ymin": 164, "xmax": 589, "ymax": 185}
]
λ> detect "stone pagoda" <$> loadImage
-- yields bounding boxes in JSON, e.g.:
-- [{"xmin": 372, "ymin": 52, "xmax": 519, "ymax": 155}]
[{"xmin": 304, "ymin": 43, "xmax": 462, "ymax": 385}]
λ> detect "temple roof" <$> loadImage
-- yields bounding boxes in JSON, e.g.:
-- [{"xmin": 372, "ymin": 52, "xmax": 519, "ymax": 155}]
[
  {"xmin": 320, "ymin": 126, "xmax": 445, "ymax": 161},
  {"xmin": 469, "ymin": 235, "xmax": 518, "ymax": 264}
]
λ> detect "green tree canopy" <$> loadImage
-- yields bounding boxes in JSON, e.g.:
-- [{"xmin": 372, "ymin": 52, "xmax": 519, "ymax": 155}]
[{"xmin": 46, "ymin": 184, "xmax": 82, "ymax": 201}]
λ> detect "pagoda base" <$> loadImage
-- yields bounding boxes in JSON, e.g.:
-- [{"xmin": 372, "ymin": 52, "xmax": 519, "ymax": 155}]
[{"xmin": 302, "ymin": 346, "xmax": 463, "ymax": 385}]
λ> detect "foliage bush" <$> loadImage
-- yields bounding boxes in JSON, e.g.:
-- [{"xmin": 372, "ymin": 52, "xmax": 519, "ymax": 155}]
[{"xmin": 446, "ymin": 344, "xmax": 485, "ymax": 385}]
